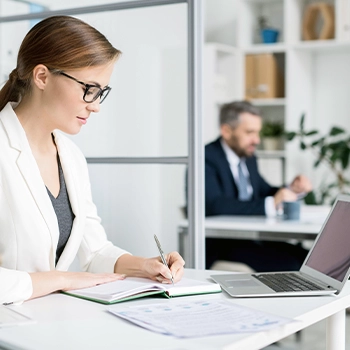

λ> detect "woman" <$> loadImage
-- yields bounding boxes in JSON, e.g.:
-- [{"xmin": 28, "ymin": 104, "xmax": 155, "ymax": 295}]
[{"xmin": 0, "ymin": 15, "xmax": 184, "ymax": 304}]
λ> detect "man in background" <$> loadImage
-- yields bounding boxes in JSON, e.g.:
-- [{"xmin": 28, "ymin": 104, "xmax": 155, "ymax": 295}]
[{"xmin": 205, "ymin": 100, "xmax": 312, "ymax": 271}]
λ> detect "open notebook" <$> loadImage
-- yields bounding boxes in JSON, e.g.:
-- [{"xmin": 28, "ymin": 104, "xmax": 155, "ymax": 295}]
[
  {"xmin": 211, "ymin": 194, "xmax": 350, "ymax": 297},
  {"xmin": 64, "ymin": 277, "xmax": 221, "ymax": 304}
]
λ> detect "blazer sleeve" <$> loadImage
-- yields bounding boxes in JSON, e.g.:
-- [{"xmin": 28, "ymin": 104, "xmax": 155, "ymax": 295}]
[{"xmin": 0, "ymin": 268, "xmax": 32, "ymax": 305}]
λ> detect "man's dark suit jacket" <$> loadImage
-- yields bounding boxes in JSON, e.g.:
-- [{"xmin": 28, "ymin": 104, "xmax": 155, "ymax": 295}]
[{"xmin": 205, "ymin": 138, "xmax": 279, "ymax": 216}]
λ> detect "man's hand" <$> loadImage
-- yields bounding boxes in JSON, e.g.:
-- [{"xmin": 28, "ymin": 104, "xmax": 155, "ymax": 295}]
[
  {"xmin": 274, "ymin": 188, "xmax": 298, "ymax": 208},
  {"xmin": 289, "ymin": 175, "xmax": 313, "ymax": 194}
]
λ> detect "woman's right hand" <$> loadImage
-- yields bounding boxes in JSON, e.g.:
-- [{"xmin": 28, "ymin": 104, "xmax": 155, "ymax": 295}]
[{"xmin": 29, "ymin": 271, "xmax": 125, "ymax": 300}]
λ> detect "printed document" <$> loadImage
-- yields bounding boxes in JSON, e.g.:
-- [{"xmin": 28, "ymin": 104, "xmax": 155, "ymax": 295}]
[{"xmin": 108, "ymin": 299, "xmax": 294, "ymax": 338}]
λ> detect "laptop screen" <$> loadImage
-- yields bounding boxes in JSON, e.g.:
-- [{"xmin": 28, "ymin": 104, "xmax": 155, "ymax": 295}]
[{"xmin": 305, "ymin": 199, "xmax": 350, "ymax": 282}]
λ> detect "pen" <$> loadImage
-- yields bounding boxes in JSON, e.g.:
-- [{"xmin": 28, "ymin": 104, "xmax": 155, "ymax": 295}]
[{"xmin": 154, "ymin": 234, "xmax": 174, "ymax": 285}]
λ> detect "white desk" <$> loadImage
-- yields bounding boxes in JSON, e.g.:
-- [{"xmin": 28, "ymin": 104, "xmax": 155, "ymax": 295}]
[
  {"xmin": 178, "ymin": 206, "xmax": 331, "ymax": 264},
  {"xmin": 0, "ymin": 269, "xmax": 349, "ymax": 350}
]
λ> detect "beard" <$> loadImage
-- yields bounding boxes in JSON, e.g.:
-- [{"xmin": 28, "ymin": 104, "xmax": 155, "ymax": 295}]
[{"xmin": 233, "ymin": 144, "xmax": 257, "ymax": 158}]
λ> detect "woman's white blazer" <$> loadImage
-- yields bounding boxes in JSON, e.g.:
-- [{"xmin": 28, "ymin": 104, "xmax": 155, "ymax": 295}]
[{"xmin": 0, "ymin": 102, "xmax": 128, "ymax": 304}]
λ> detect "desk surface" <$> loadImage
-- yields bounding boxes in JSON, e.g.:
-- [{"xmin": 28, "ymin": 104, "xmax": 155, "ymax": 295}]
[
  {"xmin": 178, "ymin": 205, "xmax": 331, "ymax": 235},
  {"xmin": 0, "ymin": 268, "xmax": 349, "ymax": 350},
  {"xmin": 178, "ymin": 206, "xmax": 331, "ymax": 267}
]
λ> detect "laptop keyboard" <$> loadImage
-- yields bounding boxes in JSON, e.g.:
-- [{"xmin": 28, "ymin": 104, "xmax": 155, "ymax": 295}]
[{"xmin": 253, "ymin": 273, "xmax": 325, "ymax": 293}]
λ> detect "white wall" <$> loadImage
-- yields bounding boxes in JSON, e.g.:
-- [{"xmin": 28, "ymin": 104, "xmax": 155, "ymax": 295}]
[
  {"xmin": 0, "ymin": 2, "xmax": 30, "ymax": 84},
  {"xmin": 204, "ymin": 0, "xmax": 238, "ymax": 46}
]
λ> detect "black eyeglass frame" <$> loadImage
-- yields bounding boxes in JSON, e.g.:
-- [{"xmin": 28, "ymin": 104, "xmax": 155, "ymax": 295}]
[{"xmin": 57, "ymin": 71, "xmax": 112, "ymax": 104}]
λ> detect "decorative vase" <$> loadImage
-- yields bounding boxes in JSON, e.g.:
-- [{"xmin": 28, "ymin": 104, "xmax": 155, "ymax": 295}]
[{"xmin": 261, "ymin": 28, "xmax": 279, "ymax": 43}]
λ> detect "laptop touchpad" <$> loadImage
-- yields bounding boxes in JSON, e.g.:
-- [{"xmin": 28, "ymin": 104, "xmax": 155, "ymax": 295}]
[{"xmin": 225, "ymin": 279, "xmax": 260, "ymax": 288}]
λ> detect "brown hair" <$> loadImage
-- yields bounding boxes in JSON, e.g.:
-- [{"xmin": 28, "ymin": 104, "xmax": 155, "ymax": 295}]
[{"xmin": 0, "ymin": 15, "xmax": 121, "ymax": 111}]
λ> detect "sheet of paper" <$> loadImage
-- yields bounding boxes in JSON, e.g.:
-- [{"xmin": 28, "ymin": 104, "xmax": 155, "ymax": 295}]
[{"xmin": 108, "ymin": 299, "xmax": 295, "ymax": 338}]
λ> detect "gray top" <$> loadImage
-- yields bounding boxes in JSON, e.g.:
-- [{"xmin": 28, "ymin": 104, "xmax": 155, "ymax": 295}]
[{"xmin": 47, "ymin": 157, "xmax": 75, "ymax": 265}]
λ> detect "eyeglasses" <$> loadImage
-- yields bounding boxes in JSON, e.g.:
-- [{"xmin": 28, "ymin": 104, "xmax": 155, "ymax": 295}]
[{"xmin": 58, "ymin": 71, "xmax": 111, "ymax": 104}]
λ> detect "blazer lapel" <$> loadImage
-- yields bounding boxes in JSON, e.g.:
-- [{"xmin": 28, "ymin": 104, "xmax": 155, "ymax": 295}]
[
  {"xmin": 1, "ymin": 104, "xmax": 59, "ymax": 266},
  {"xmin": 16, "ymin": 152, "xmax": 60, "ymax": 247},
  {"xmin": 214, "ymin": 139, "xmax": 239, "ymax": 196}
]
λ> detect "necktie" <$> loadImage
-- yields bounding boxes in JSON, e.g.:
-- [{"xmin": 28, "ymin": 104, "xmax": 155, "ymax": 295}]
[{"xmin": 237, "ymin": 161, "xmax": 251, "ymax": 201}]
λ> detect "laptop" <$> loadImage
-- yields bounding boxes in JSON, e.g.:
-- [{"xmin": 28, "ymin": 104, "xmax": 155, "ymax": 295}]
[{"xmin": 211, "ymin": 194, "xmax": 350, "ymax": 297}]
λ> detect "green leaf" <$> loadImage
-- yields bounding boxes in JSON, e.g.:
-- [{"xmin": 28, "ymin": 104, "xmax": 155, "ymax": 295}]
[
  {"xmin": 320, "ymin": 145, "xmax": 327, "ymax": 156},
  {"xmin": 304, "ymin": 191, "xmax": 318, "ymax": 205},
  {"xmin": 285, "ymin": 131, "xmax": 296, "ymax": 141},
  {"xmin": 329, "ymin": 126, "xmax": 345, "ymax": 136},
  {"xmin": 300, "ymin": 113, "xmax": 305, "ymax": 130},
  {"xmin": 341, "ymin": 148, "xmax": 350, "ymax": 169},
  {"xmin": 300, "ymin": 141, "xmax": 306, "ymax": 150},
  {"xmin": 306, "ymin": 130, "xmax": 318, "ymax": 136},
  {"xmin": 328, "ymin": 140, "xmax": 346, "ymax": 150},
  {"xmin": 330, "ymin": 153, "xmax": 338, "ymax": 163},
  {"xmin": 314, "ymin": 159, "xmax": 321, "ymax": 168},
  {"xmin": 311, "ymin": 138, "xmax": 324, "ymax": 147}
]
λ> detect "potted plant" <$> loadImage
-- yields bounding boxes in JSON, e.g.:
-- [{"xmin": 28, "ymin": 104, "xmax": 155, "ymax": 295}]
[
  {"xmin": 286, "ymin": 114, "xmax": 350, "ymax": 204},
  {"xmin": 260, "ymin": 120, "xmax": 284, "ymax": 150},
  {"xmin": 258, "ymin": 16, "xmax": 279, "ymax": 44}
]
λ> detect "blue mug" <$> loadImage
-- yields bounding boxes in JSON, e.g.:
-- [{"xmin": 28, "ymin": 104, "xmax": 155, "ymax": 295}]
[{"xmin": 283, "ymin": 201, "xmax": 301, "ymax": 221}]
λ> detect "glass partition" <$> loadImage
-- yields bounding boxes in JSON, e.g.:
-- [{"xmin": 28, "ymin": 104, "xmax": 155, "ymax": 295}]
[{"xmin": 88, "ymin": 163, "xmax": 187, "ymax": 257}]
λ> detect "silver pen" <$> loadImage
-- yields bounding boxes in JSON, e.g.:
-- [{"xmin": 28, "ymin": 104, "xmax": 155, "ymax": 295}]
[{"xmin": 154, "ymin": 234, "xmax": 174, "ymax": 285}]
